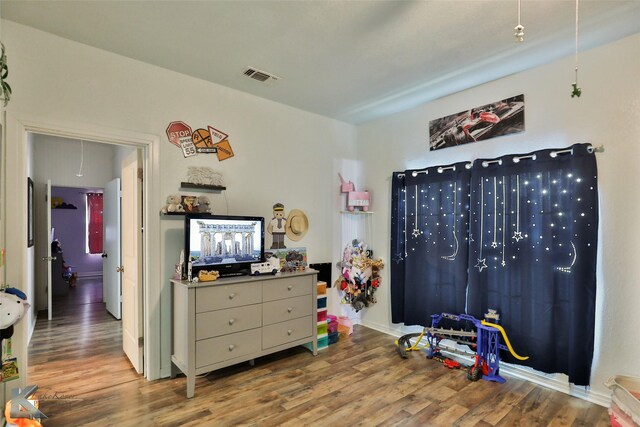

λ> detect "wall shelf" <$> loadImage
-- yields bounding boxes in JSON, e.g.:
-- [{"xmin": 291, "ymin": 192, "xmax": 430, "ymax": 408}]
[
  {"xmin": 180, "ymin": 182, "xmax": 226, "ymax": 192},
  {"xmin": 340, "ymin": 210, "xmax": 374, "ymax": 215}
]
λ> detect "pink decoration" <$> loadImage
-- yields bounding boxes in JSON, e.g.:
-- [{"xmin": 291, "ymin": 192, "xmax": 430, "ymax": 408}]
[{"xmin": 338, "ymin": 174, "xmax": 370, "ymax": 211}]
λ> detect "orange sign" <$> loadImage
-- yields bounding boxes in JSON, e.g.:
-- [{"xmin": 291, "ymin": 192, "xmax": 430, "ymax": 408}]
[
  {"xmin": 213, "ymin": 139, "xmax": 235, "ymax": 161},
  {"xmin": 192, "ymin": 128, "xmax": 216, "ymax": 153}
]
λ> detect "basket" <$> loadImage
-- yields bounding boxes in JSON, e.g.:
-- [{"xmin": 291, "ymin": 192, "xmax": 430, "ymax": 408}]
[
  {"xmin": 328, "ymin": 331, "xmax": 339, "ymax": 345},
  {"xmin": 606, "ymin": 375, "xmax": 640, "ymax": 426},
  {"xmin": 317, "ymin": 281, "xmax": 327, "ymax": 295},
  {"xmin": 317, "ymin": 322, "xmax": 328, "ymax": 336},
  {"xmin": 338, "ymin": 316, "xmax": 353, "ymax": 336},
  {"xmin": 327, "ymin": 317, "xmax": 338, "ymax": 334}
]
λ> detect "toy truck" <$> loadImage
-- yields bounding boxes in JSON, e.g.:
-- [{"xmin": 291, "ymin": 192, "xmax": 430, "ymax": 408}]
[
  {"xmin": 339, "ymin": 173, "xmax": 370, "ymax": 212},
  {"xmin": 250, "ymin": 256, "xmax": 280, "ymax": 275}
]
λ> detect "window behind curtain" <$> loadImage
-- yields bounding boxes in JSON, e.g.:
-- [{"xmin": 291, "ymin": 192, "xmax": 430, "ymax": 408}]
[
  {"xmin": 391, "ymin": 162, "xmax": 471, "ymax": 326},
  {"xmin": 86, "ymin": 192, "xmax": 104, "ymax": 254},
  {"xmin": 466, "ymin": 144, "xmax": 598, "ymax": 386},
  {"xmin": 390, "ymin": 143, "xmax": 599, "ymax": 385}
]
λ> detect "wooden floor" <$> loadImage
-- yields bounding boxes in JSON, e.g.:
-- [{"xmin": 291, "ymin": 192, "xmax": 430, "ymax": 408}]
[{"xmin": 28, "ymin": 279, "xmax": 610, "ymax": 426}]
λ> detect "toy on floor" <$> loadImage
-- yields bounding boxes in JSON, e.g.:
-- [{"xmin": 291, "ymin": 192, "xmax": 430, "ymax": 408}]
[{"xmin": 395, "ymin": 310, "xmax": 528, "ymax": 383}]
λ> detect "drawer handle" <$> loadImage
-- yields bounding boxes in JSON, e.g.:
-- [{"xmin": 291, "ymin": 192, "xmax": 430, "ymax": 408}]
[
  {"xmin": 287, "ymin": 329, "xmax": 293, "ymax": 336},
  {"xmin": 229, "ymin": 292, "xmax": 236, "ymax": 299},
  {"xmin": 228, "ymin": 318, "xmax": 235, "ymax": 325},
  {"xmin": 287, "ymin": 285, "xmax": 293, "ymax": 291},
  {"xmin": 287, "ymin": 307, "xmax": 293, "ymax": 313},
  {"xmin": 229, "ymin": 344, "xmax": 235, "ymax": 351}
]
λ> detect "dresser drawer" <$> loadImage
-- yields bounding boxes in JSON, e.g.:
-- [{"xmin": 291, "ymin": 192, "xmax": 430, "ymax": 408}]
[
  {"xmin": 196, "ymin": 304, "xmax": 262, "ymax": 340},
  {"xmin": 195, "ymin": 282, "xmax": 262, "ymax": 312},
  {"xmin": 196, "ymin": 328, "xmax": 261, "ymax": 368},
  {"xmin": 262, "ymin": 276, "xmax": 312, "ymax": 302},
  {"xmin": 262, "ymin": 316, "xmax": 313, "ymax": 349},
  {"xmin": 262, "ymin": 295, "xmax": 312, "ymax": 326}
]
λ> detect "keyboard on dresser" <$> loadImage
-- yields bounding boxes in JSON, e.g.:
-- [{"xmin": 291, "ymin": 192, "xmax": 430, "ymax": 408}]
[{"xmin": 170, "ymin": 270, "xmax": 318, "ymax": 398}]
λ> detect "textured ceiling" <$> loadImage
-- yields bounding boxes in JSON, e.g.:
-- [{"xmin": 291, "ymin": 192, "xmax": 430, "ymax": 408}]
[{"xmin": 3, "ymin": 1, "xmax": 640, "ymax": 123}]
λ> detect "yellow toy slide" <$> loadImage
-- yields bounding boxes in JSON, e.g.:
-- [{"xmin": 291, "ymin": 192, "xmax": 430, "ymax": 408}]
[{"xmin": 481, "ymin": 320, "xmax": 529, "ymax": 361}]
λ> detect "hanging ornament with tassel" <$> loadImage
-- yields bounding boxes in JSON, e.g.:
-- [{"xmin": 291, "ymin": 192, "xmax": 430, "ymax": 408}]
[
  {"xmin": 514, "ymin": 0, "xmax": 524, "ymax": 43},
  {"xmin": 571, "ymin": 0, "xmax": 582, "ymax": 98}
]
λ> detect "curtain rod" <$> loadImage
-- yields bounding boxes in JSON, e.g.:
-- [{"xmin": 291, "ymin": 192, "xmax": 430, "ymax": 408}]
[{"xmin": 396, "ymin": 144, "xmax": 604, "ymax": 178}]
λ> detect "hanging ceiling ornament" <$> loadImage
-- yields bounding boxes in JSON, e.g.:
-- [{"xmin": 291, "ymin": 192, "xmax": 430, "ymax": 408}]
[
  {"xmin": 571, "ymin": 0, "xmax": 582, "ymax": 98},
  {"xmin": 76, "ymin": 139, "xmax": 84, "ymax": 177},
  {"xmin": 514, "ymin": 0, "xmax": 524, "ymax": 42}
]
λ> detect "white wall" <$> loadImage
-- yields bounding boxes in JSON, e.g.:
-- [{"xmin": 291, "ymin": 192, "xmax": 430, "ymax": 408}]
[
  {"xmin": 357, "ymin": 32, "xmax": 640, "ymax": 403},
  {"xmin": 2, "ymin": 20, "xmax": 358, "ymax": 377}
]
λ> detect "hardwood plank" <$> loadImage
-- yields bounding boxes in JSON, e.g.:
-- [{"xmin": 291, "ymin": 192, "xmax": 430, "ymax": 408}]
[{"xmin": 27, "ymin": 278, "xmax": 610, "ymax": 426}]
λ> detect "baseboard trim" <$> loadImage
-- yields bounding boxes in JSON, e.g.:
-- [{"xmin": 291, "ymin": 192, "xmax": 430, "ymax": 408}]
[
  {"xmin": 360, "ymin": 319, "xmax": 610, "ymax": 408},
  {"xmin": 160, "ymin": 365, "xmax": 171, "ymax": 379},
  {"xmin": 77, "ymin": 271, "xmax": 102, "ymax": 279}
]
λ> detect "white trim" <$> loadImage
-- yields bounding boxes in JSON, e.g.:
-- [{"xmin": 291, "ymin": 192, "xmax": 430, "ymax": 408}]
[
  {"xmin": 5, "ymin": 112, "xmax": 161, "ymax": 381},
  {"xmin": 76, "ymin": 271, "xmax": 103, "ymax": 279},
  {"xmin": 360, "ymin": 318, "xmax": 610, "ymax": 408},
  {"xmin": 28, "ymin": 316, "xmax": 36, "ymax": 345},
  {"xmin": 499, "ymin": 363, "xmax": 610, "ymax": 407}
]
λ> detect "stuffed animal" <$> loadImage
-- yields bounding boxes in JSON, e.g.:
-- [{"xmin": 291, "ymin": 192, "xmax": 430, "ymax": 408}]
[
  {"xmin": 197, "ymin": 196, "xmax": 212, "ymax": 213},
  {"xmin": 160, "ymin": 195, "xmax": 184, "ymax": 214},
  {"xmin": 0, "ymin": 288, "xmax": 30, "ymax": 340}
]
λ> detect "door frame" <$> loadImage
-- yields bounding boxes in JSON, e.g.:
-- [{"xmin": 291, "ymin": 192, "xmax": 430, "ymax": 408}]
[{"xmin": 4, "ymin": 112, "xmax": 161, "ymax": 381}]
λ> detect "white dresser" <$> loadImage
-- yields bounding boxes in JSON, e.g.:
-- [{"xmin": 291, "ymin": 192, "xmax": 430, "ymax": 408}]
[{"xmin": 170, "ymin": 270, "xmax": 318, "ymax": 398}]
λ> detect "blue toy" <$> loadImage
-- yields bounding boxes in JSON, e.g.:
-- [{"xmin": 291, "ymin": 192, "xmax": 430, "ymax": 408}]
[{"xmin": 396, "ymin": 310, "xmax": 528, "ymax": 383}]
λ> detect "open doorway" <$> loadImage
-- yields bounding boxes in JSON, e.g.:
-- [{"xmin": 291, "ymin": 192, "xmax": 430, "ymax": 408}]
[
  {"xmin": 49, "ymin": 185, "xmax": 105, "ymax": 301},
  {"xmin": 3, "ymin": 112, "xmax": 161, "ymax": 399},
  {"xmin": 27, "ymin": 133, "xmax": 145, "ymax": 404}
]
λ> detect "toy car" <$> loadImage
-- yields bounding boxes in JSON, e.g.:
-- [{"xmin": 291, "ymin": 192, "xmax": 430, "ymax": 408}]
[{"xmin": 250, "ymin": 257, "xmax": 280, "ymax": 275}]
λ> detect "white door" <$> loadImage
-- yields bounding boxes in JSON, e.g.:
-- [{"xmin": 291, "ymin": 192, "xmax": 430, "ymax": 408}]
[
  {"xmin": 46, "ymin": 180, "xmax": 53, "ymax": 321},
  {"xmin": 103, "ymin": 178, "xmax": 122, "ymax": 319},
  {"xmin": 121, "ymin": 150, "xmax": 143, "ymax": 373}
]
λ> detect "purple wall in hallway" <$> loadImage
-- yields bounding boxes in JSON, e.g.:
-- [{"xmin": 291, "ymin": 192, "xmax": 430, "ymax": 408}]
[{"xmin": 51, "ymin": 186, "xmax": 103, "ymax": 277}]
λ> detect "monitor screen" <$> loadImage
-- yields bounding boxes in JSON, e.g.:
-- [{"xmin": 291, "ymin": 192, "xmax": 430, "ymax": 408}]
[{"xmin": 185, "ymin": 214, "xmax": 264, "ymax": 275}]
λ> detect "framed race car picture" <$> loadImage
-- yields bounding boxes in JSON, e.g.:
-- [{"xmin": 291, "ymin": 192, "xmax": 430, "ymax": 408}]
[{"xmin": 428, "ymin": 94, "xmax": 525, "ymax": 151}]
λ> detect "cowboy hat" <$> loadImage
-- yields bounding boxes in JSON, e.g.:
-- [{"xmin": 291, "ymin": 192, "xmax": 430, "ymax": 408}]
[{"xmin": 285, "ymin": 209, "xmax": 309, "ymax": 241}]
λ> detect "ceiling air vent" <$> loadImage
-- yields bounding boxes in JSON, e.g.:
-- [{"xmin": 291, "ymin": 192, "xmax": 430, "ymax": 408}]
[{"xmin": 243, "ymin": 67, "xmax": 280, "ymax": 83}]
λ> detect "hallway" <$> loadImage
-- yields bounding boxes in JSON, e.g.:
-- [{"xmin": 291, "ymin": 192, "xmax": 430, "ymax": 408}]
[{"xmin": 27, "ymin": 277, "xmax": 140, "ymax": 422}]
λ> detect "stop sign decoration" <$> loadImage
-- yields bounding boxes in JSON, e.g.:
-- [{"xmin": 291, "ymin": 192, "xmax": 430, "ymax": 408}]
[{"xmin": 166, "ymin": 121, "xmax": 193, "ymax": 147}]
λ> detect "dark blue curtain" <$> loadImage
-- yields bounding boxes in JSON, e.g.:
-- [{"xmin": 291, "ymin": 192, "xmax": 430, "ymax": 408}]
[
  {"xmin": 390, "ymin": 162, "xmax": 471, "ymax": 326},
  {"xmin": 390, "ymin": 143, "xmax": 598, "ymax": 385},
  {"xmin": 466, "ymin": 143, "xmax": 598, "ymax": 385},
  {"xmin": 390, "ymin": 172, "xmax": 406, "ymax": 324}
]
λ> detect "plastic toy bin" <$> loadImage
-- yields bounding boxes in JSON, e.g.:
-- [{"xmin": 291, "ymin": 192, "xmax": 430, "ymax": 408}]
[
  {"xmin": 338, "ymin": 316, "xmax": 353, "ymax": 336},
  {"xmin": 317, "ymin": 281, "xmax": 327, "ymax": 295},
  {"xmin": 606, "ymin": 375, "xmax": 640, "ymax": 427},
  {"xmin": 328, "ymin": 331, "xmax": 339, "ymax": 345},
  {"xmin": 317, "ymin": 322, "xmax": 328, "ymax": 336}
]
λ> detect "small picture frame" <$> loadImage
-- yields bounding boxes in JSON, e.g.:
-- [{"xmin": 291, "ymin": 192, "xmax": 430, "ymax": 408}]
[
  {"xmin": 181, "ymin": 195, "xmax": 198, "ymax": 213},
  {"xmin": 27, "ymin": 177, "xmax": 34, "ymax": 247}
]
